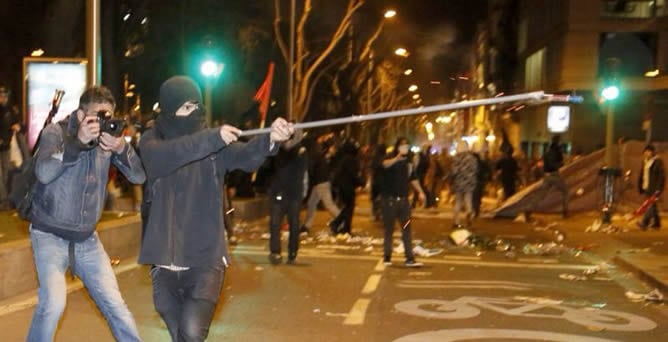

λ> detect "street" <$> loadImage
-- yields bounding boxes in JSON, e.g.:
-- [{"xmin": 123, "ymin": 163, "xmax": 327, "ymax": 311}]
[{"xmin": 0, "ymin": 196, "xmax": 667, "ymax": 341}]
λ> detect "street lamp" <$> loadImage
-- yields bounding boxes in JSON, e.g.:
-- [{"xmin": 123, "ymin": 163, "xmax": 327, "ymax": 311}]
[
  {"xmin": 599, "ymin": 57, "xmax": 622, "ymax": 224},
  {"xmin": 412, "ymin": 94, "xmax": 420, "ymax": 100},
  {"xmin": 394, "ymin": 47, "xmax": 409, "ymax": 57},
  {"xmin": 200, "ymin": 59, "xmax": 224, "ymax": 125},
  {"xmin": 384, "ymin": 9, "xmax": 397, "ymax": 18},
  {"xmin": 404, "ymin": 68, "xmax": 413, "ymax": 76},
  {"xmin": 408, "ymin": 84, "xmax": 418, "ymax": 92}
]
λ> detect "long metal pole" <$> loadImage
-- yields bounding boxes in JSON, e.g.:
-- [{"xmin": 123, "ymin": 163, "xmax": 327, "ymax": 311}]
[
  {"xmin": 240, "ymin": 91, "xmax": 580, "ymax": 136},
  {"xmin": 86, "ymin": 0, "xmax": 101, "ymax": 86},
  {"xmin": 205, "ymin": 82, "xmax": 212, "ymax": 126},
  {"xmin": 287, "ymin": 0, "xmax": 295, "ymax": 121}
]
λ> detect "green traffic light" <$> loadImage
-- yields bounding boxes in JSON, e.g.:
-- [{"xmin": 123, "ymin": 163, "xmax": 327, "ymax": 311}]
[
  {"xmin": 601, "ymin": 85, "xmax": 619, "ymax": 100},
  {"xmin": 200, "ymin": 60, "xmax": 223, "ymax": 78}
]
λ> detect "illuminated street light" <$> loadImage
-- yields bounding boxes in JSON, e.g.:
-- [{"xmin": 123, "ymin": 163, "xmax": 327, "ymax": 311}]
[
  {"xmin": 645, "ymin": 69, "xmax": 659, "ymax": 78},
  {"xmin": 412, "ymin": 94, "xmax": 420, "ymax": 100},
  {"xmin": 425, "ymin": 122, "xmax": 433, "ymax": 131},
  {"xmin": 486, "ymin": 134, "xmax": 496, "ymax": 142},
  {"xmin": 31, "ymin": 49, "xmax": 45, "ymax": 57},
  {"xmin": 394, "ymin": 48, "xmax": 409, "ymax": 57},
  {"xmin": 404, "ymin": 69, "xmax": 413, "ymax": 76},
  {"xmin": 384, "ymin": 9, "xmax": 397, "ymax": 18},
  {"xmin": 408, "ymin": 84, "xmax": 418, "ymax": 92}
]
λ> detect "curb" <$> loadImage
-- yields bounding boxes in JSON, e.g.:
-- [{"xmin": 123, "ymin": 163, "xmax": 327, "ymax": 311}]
[{"xmin": 613, "ymin": 254, "xmax": 668, "ymax": 294}]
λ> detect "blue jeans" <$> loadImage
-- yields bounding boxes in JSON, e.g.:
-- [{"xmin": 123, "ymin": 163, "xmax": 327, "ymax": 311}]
[{"xmin": 28, "ymin": 226, "xmax": 141, "ymax": 342}]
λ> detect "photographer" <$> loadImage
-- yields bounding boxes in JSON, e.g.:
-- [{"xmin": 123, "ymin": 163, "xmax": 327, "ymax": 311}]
[{"xmin": 28, "ymin": 86, "xmax": 145, "ymax": 341}]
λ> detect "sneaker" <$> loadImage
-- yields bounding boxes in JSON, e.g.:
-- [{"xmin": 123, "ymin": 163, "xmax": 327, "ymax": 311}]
[
  {"xmin": 300, "ymin": 225, "xmax": 310, "ymax": 235},
  {"xmin": 268, "ymin": 253, "xmax": 282, "ymax": 265},
  {"xmin": 405, "ymin": 260, "xmax": 424, "ymax": 268},
  {"xmin": 383, "ymin": 257, "xmax": 392, "ymax": 266},
  {"xmin": 286, "ymin": 258, "xmax": 296, "ymax": 265},
  {"xmin": 636, "ymin": 221, "xmax": 648, "ymax": 231}
]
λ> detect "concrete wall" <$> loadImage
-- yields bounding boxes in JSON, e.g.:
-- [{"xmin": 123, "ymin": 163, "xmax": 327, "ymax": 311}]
[{"xmin": 0, "ymin": 215, "xmax": 142, "ymax": 301}]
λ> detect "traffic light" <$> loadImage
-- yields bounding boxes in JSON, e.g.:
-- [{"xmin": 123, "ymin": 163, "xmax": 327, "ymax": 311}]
[
  {"xmin": 200, "ymin": 59, "xmax": 223, "ymax": 78},
  {"xmin": 601, "ymin": 84, "xmax": 620, "ymax": 101}
]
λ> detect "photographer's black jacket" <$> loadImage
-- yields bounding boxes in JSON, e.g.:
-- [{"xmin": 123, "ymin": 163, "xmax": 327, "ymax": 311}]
[{"xmin": 138, "ymin": 127, "xmax": 276, "ymax": 268}]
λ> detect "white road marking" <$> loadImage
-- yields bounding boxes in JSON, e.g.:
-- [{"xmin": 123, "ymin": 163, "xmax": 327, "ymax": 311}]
[
  {"xmin": 0, "ymin": 261, "xmax": 140, "ymax": 317},
  {"xmin": 374, "ymin": 259, "xmax": 386, "ymax": 272},
  {"xmin": 362, "ymin": 275, "xmax": 382, "ymax": 295},
  {"xmin": 394, "ymin": 328, "xmax": 620, "ymax": 342},
  {"xmin": 397, "ymin": 284, "xmax": 531, "ymax": 291},
  {"xmin": 232, "ymin": 249, "xmax": 593, "ymax": 270},
  {"xmin": 343, "ymin": 298, "xmax": 371, "ymax": 325},
  {"xmin": 517, "ymin": 258, "xmax": 559, "ymax": 264},
  {"xmin": 442, "ymin": 255, "xmax": 482, "ymax": 261}
]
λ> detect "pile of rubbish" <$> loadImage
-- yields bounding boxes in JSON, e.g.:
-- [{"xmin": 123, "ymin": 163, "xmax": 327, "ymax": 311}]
[
  {"xmin": 625, "ymin": 289, "xmax": 664, "ymax": 303},
  {"xmin": 447, "ymin": 227, "xmax": 576, "ymax": 257},
  {"xmin": 585, "ymin": 219, "xmax": 628, "ymax": 234}
]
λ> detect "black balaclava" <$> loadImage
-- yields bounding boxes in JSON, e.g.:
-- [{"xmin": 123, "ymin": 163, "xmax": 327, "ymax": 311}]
[{"xmin": 155, "ymin": 76, "xmax": 205, "ymax": 139}]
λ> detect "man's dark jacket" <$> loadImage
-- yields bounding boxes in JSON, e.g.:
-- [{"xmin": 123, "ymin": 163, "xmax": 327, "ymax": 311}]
[
  {"xmin": 139, "ymin": 128, "xmax": 276, "ymax": 269},
  {"xmin": 638, "ymin": 157, "xmax": 666, "ymax": 195}
]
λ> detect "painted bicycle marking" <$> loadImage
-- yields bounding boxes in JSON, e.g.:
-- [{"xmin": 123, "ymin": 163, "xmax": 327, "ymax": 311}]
[
  {"xmin": 394, "ymin": 328, "xmax": 620, "ymax": 342},
  {"xmin": 394, "ymin": 297, "xmax": 657, "ymax": 332}
]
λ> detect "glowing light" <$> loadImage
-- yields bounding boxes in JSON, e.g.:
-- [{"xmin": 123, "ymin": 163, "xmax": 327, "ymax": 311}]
[
  {"xmin": 462, "ymin": 135, "xmax": 479, "ymax": 145},
  {"xmin": 428, "ymin": 132, "xmax": 435, "ymax": 141},
  {"xmin": 31, "ymin": 49, "xmax": 45, "ymax": 57},
  {"xmin": 141, "ymin": 17, "xmax": 148, "ymax": 25},
  {"xmin": 601, "ymin": 85, "xmax": 619, "ymax": 100},
  {"xmin": 430, "ymin": 80, "xmax": 441, "ymax": 84},
  {"xmin": 394, "ymin": 48, "xmax": 409, "ymax": 57},
  {"xmin": 412, "ymin": 94, "xmax": 420, "ymax": 100},
  {"xmin": 200, "ymin": 60, "xmax": 224, "ymax": 78},
  {"xmin": 425, "ymin": 122, "xmax": 433, "ymax": 131},
  {"xmin": 408, "ymin": 84, "xmax": 418, "ymax": 92},
  {"xmin": 384, "ymin": 10, "xmax": 397, "ymax": 18},
  {"xmin": 404, "ymin": 69, "xmax": 413, "ymax": 76},
  {"xmin": 645, "ymin": 69, "xmax": 659, "ymax": 77},
  {"xmin": 485, "ymin": 134, "xmax": 496, "ymax": 142},
  {"xmin": 123, "ymin": 13, "xmax": 131, "ymax": 21}
]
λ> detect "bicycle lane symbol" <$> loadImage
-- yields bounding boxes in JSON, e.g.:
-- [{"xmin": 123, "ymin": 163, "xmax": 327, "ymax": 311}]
[
  {"xmin": 394, "ymin": 328, "xmax": 622, "ymax": 342},
  {"xmin": 393, "ymin": 297, "xmax": 657, "ymax": 332}
]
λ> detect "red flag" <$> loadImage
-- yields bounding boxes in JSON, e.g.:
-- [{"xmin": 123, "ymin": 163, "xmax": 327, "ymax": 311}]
[{"xmin": 254, "ymin": 62, "xmax": 275, "ymax": 128}]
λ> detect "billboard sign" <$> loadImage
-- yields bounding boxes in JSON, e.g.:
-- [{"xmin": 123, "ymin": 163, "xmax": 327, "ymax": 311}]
[{"xmin": 23, "ymin": 57, "xmax": 87, "ymax": 148}]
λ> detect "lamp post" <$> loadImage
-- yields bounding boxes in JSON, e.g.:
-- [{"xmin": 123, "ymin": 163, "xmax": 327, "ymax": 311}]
[{"xmin": 599, "ymin": 57, "xmax": 621, "ymax": 224}]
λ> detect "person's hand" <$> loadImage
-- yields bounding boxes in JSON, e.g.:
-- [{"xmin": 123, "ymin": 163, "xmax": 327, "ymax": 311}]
[
  {"xmin": 99, "ymin": 132, "xmax": 126, "ymax": 153},
  {"xmin": 78, "ymin": 113, "xmax": 100, "ymax": 144},
  {"xmin": 270, "ymin": 118, "xmax": 294, "ymax": 143},
  {"xmin": 219, "ymin": 125, "xmax": 241, "ymax": 144},
  {"xmin": 10, "ymin": 123, "xmax": 21, "ymax": 132}
]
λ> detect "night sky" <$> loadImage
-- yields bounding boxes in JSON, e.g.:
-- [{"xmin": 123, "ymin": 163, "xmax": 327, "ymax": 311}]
[{"xmin": 0, "ymin": 0, "xmax": 489, "ymax": 112}]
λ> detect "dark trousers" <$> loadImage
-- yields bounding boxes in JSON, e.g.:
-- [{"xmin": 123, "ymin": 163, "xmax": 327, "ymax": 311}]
[
  {"xmin": 501, "ymin": 180, "xmax": 516, "ymax": 199},
  {"xmin": 641, "ymin": 191, "xmax": 661, "ymax": 227},
  {"xmin": 382, "ymin": 197, "xmax": 416, "ymax": 262},
  {"xmin": 269, "ymin": 196, "xmax": 301, "ymax": 259},
  {"xmin": 472, "ymin": 182, "xmax": 485, "ymax": 217},
  {"xmin": 331, "ymin": 189, "xmax": 355, "ymax": 234},
  {"xmin": 151, "ymin": 266, "xmax": 225, "ymax": 342}
]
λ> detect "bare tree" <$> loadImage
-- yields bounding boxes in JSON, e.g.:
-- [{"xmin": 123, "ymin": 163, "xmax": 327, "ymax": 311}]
[{"xmin": 274, "ymin": 0, "xmax": 364, "ymax": 122}]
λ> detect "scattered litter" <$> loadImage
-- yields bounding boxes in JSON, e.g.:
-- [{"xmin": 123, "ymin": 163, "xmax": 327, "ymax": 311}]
[
  {"xmin": 413, "ymin": 245, "xmax": 444, "ymax": 257},
  {"xmin": 449, "ymin": 229, "xmax": 472, "ymax": 246},
  {"xmin": 364, "ymin": 246, "xmax": 373, "ymax": 252},
  {"xmin": 559, "ymin": 273, "xmax": 587, "ymax": 281},
  {"xmin": 254, "ymin": 266, "xmax": 264, "ymax": 271},
  {"xmin": 625, "ymin": 289, "xmax": 664, "ymax": 303},
  {"xmin": 514, "ymin": 213, "xmax": 527, "ymax": 223},
  {"xmin": 325, "ymin": 312, "xmax": 347, "ymax": 317},
  {"xmin": 583, "ymin": 267, "xmax": 599, "ymax": 276},
  {"xmin": 504, "ymin": 251, "xmax": 516, "ymax": 259},
  {"xmin": 591, "ymin": 303, "xmax": 607, "ymax": 309},
  {"xmin": 110, "ymin": 258, "xmax": 121, "ymax": 266},
  {"xmin": 522, "ymin": 242, "xmax": 568, "ymax": 256},
  {"xmin": 585, "ymin": 219, "xmax": 602, "ymax": 233},
  {"xmin": 313, "ymin": 308, "xmax": 321, "ymax": 313}
]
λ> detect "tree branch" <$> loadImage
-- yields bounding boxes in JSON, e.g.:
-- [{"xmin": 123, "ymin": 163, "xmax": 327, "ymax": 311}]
[{"xmin": 273, "ymin": 0, "xmax": 289, "ymax": 66}]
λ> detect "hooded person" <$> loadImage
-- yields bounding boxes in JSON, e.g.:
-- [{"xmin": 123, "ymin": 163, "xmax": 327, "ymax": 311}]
[{"xmin": 138, "ymin": 76, "xmax": 294, "ymax": 341}]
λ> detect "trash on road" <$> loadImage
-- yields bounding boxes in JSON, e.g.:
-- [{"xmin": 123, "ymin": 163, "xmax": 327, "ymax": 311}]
[
  {"xmin": 513, "ymin": 296, "xmax": 562, "ymax": 305},
  {"xmin": 559, "ymin": 273, "xmax": 587, "ymax": 281},
  {"xmin": 625, "ymin": 289, "xmax": 664, "ymax": 303},
  {"xmin": 522, "ymin": 242, "xmax": 568, "ymax": 256},
  {"xmin": 313, "ymin": 308, "xmax": 321, "ymax": 313},
  {"xmin": 449, "ymin": 228, "xmax": 472, "ymax": 246},
  {"xmin": 254, "ymin": 266, "xmax": 264, "ymax": 271},
  {"xmin": 110, "ymin": 258, "xmax": 121, "ymax": 266}
]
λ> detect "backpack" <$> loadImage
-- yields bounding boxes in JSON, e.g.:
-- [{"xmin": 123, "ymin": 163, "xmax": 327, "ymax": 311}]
[{"xmin": 9, "ymin": 123, "xmax": 65, "ymax": 220}]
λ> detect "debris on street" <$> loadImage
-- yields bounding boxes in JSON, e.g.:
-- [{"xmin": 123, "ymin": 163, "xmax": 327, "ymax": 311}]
[{"xmin": 625, "ymin": 289, "xmax": 664, "ymax": 303}]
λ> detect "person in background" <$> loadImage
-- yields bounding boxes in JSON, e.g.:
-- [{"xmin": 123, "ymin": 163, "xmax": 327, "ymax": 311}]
[
  {"xmin": 450, "ymin": 141, "xmax": 478, "ymax": 227},
  {"xmin": 268, "ymin": 129, "xmax": 308, "ymax": 264},
  {"xmin": 380, "ymin": 137, "xmax": 425, "ymax": 268},
  {"xmin": 637, "ymin": 144, "xmax": 665, "ymax": 230},
  {"xmin": 527, "ymin": 135, "xmax": 569, "ymax": 219},
  {"xmin": 301, "ymin": 134, "xmax": 341, "ymax": 234},
  {"xmin": 0, "ymin": 86, "xmax": 26, "ymax": 209},
  {"xmin": 328, "ymin": 139, "xmax": 365, "ymax": 236},
  {"xmin": 495, "ymin": 147, "xmax": 519, "ymax": 200}
]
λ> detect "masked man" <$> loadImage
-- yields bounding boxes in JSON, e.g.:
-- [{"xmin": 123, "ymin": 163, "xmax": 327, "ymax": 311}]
[{"xmin": 139, "ymin": 76, "xmax": 293, "ymax": 341}]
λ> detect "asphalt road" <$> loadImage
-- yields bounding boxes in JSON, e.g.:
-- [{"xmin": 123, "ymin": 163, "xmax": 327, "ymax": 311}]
[{"xmin": 0, "ymin": 209, "xmax": 667, "ymax": 341}]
